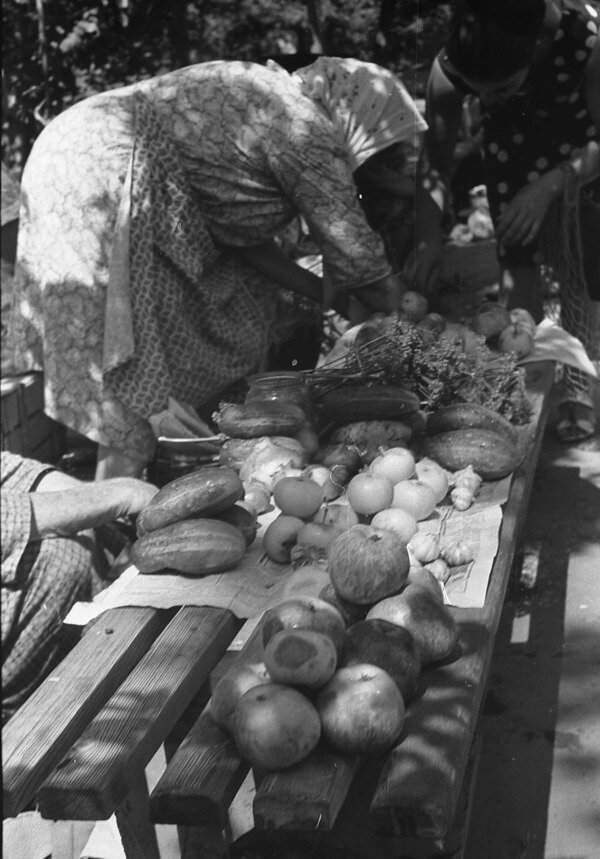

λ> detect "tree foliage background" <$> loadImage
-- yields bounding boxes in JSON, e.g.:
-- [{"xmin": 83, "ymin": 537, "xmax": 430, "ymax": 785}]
[{"xmin": 2, "ymin": 0, "xmax": 451, "ymax": 172}]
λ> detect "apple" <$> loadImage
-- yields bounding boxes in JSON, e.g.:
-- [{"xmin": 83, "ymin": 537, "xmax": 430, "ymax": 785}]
[
  {"xmin": 414, "ymin": 458, "xmax": 449, "ymax": 504},
  {"xmin": 327, "ymin": 524, "xmax": 410, "ymax": 604},
  {"xmin": 262, "ymin": 514, "xmax": 304, "ymax": 563},
  {"xmin": 391, "ymin": 480, "xmax": 437, "ymax": 521},
  {"xmin": 209, "ymin": 662, "xmax": 271, "ymax": 732},
  {"xmin": 296, "ymin": 521, "xmax": 340, "ymax": 553},
  {"xmin": 319, "ymin": 583, "xmax": 368, "ymax": 627},
  {"xmin": 316, "ymin": 444, "xmax": 363, "ymax": 474},
  {"xmin": 497, "ymin": 324, "xmax": 534, "ymax": 358},
  {"xmin": 400, "ymin": 290, "xmax": 428, "ymax": 323},
  {"xmin": 316, "ymin": 664, "xmax": 406, "ymax": 754},
  {"xmin": 370, "ymin": 507, "xmax": 418, "ymax": 543},
  {"xmin": 509, "ymin": 307, "xmax": 537, "ymax": 337},
  {"xmin": 264, "ymin": 628, "xmax": 337, "ymax": 689},
  {"xmin": 262, "ymin": 596, "xmax": 347, "ymax": 659},
  {"xmin": 346, "ymin": 473, "xmax": 394, "ymax": 516},
  {"xmin": 342, "ymin": 619, "xmax": 421, "ymax": 703},
  {"xmin": 313, "ymin": 503, "xmax": 360, "ymax": 532},
  {"xmin": 369, "ymin": 448, "xmax": 416, "ymax": 484},
  {"xmin": 273, "ymin": 476, "xmax": 324, "ymax": 518},
  {"xmin": 472, "ymin": 303, "xmax": 511, "ymax": 340},
  {"xmin": 233, "ymin": 682, "xmax": 321, "ymax": 770},
  {"xmin": 366, "ymin": 583, "xmax": 459, "ymax": 664}
]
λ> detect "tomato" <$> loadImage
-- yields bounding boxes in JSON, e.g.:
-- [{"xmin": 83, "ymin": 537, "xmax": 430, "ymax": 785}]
[{"xmin": 273, "ymin": 476, "xmax": 324, "ymax": 519}]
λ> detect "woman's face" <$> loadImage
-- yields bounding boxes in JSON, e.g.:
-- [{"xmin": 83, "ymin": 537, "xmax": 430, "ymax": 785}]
[{"xmin": 457, "ymin": 68, "xmax": 529, "ymax": 105}]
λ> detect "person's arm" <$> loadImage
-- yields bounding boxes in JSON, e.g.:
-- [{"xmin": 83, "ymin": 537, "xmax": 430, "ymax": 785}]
[
  {"xmin": 29, "ymin": 477, "xmax": 158, "ymax": 539},
  {"xmin": 496, "ymin": 37, "xmax": 600, "ymax": 248},
  {"xmin": 408, "ymin": 57, "xmax": 465, "ymax": 292},
  {"xmin": 231, "ymin": 241, "xmax": 323, "ymax": 303}
]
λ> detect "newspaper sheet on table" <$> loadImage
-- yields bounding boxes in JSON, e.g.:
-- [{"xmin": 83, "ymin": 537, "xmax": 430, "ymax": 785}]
[{"xmin": 65, "ymin": 474, "xmax": 512, "ymax": 646}]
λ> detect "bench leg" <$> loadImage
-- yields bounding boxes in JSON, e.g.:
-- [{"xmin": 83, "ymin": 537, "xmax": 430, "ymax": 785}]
[
  {"xmin": 50, "ymin": 820, "xmax": 96, "ymax": 859},
  {"xmin": 115, "ymin": 771, "xmax": 161, "ymax": 859}
]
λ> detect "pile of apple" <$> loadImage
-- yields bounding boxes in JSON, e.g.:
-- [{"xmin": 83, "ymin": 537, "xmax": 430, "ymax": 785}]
[
  {"xmin": 208, "ymin": 447, "xmax": 472, "ymax": 772},
  {"xmin": 470, "ymin": 302, "xmax": 537, "ymax": 358}
]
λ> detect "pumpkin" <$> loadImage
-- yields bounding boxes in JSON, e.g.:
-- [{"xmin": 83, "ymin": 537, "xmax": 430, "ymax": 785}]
[{"xmin": 327, "ymin": 524, "xmax": 409, "ymax": 605}]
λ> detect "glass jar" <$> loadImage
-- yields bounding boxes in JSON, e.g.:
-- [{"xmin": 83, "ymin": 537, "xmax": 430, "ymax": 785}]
[{"xmin": 245, "ymin": 371, "xmax": 314, "ymax": 426}]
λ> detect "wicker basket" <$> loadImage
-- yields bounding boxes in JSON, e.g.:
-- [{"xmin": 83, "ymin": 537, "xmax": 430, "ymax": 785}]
[{"xmin": 440, "ymin": 239, "xmax": 500, "ymax": 293}]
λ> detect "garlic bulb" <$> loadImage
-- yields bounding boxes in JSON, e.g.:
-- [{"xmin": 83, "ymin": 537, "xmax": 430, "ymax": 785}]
[
  {"xmin": 424, "ymin": 558, "xmax": 450, "ymax": 583},
  {"xmin": 453, "ymin": 465, "xmax": 482, "ymax": 496},
  {"xmin": 451, "ymin": 486, "xmax": 475, "ymax": 511},
  {"xmin": 408, "ymin": 531, "xmax": 440, "ymax": 564},
  {"xmin": 440, "ymin": 540, "xmax": 475, "ymax": 566}
]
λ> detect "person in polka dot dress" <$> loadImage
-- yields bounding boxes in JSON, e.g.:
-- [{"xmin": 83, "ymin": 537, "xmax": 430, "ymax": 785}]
[{"xmin": 412, "ymin": 0, "xmax": 599, "ymax": 442}]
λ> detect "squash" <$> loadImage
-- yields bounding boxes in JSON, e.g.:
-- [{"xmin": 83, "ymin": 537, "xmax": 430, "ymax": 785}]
[
  {"xmin": 425, "ymin": 428, "xmax": 520, "ymax": 481},
  {"xmin": 137, "ymin": 465, "xmax": 243, "ymax": 535},
  {"xmin": 131, "ymin": 518, "xmax": 246, "ymax": 575},
  {"xmin": 426, "ymin": 403, "xmax": 518, "ymax": 441},
  {"xmin": 215, "ymin": 502, "xmax": 258, "ymax": 546},
  {"xmin": 318, "ymin": 385, "xmax": 420, "ymax": 423},
  {"xmin": 213, "ymin": 402, "xmax": 305, "ymax": 438}
]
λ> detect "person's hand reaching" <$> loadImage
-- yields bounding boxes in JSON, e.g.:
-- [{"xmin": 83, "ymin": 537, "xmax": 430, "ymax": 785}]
[{"xmin": 495, "ymin": 169, "xmax": 563, "ymax": 248}]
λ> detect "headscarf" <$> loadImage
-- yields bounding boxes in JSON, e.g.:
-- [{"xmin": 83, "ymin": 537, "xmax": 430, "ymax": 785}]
[{"xmin": 291, "ymin": 57, "xmax": 427, "ymax": 172}]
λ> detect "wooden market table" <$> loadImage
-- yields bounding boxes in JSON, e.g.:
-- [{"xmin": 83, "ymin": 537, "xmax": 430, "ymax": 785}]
[{"xmin": 2, "ymin": 362, "xmax": 555, "ymax": 859}]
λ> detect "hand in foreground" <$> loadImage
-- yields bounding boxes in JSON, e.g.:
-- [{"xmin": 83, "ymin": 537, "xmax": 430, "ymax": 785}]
[
  {"xmin": 107, "ymin": 477, "xmax": 160, "ymax": 520},
  {"xmin": 495, "ymin": 170, "xmax": 562, "ymax": 248},
  {"xmin": 29, "ymin": 477, "xmax": 159, "ymax": 539}
]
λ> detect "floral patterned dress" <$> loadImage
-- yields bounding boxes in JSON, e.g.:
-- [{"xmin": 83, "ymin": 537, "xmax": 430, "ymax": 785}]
[{"xmin": 8, "ymin": 62, "xmax": 390, "ymax": 461}]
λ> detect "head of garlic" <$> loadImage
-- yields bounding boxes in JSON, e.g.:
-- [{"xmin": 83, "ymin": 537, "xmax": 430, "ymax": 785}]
[
  {"xmin": 440, "ymin": 539, "xmax": 475, "ymax": 566},
  {"xmin": 451, "ymin": 486, "xmax": 475, "ymax": 511},
  {"xmin": 452, "ymin": 465, "xmax": 482, "ymax": 496},
  {"xmin": 424, "ymin": 557, "xmax": 450, "ymax": 583},
  {"xmin": 408, "ymin": 531, "xmax": 440, "ymax": 564}
]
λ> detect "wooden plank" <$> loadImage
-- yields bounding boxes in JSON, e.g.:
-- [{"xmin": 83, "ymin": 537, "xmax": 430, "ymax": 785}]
[
  {"xmin": 20, "ymin": 372, "xmax": 45, "ymax": 417},
  {"xmin": 38, "ymin": 607, "xmax": 240, "ymax": 820},
  {"xmin": 114, "ymin": 770, "xmax": 161, "ymax": 859},
  {"xmin": 2, "ymin": 607, "xmax": 167, "ymax": 818},
  {"xmin": 253, "ymin": 745, "xmax": 360, "ymax": 832},
  {"xmin": 369, "ymin": 362, "xmax": 554, "ymax": 839},
  {"xmin": 149, "ymin": 622, "xmax": 264, "ymax": 828}
]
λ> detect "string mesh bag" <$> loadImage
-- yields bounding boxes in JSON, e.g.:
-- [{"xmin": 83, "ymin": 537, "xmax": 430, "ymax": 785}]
[{"xmin": 539, "ymin": 166, "xmax": 600, "ymax": 409}]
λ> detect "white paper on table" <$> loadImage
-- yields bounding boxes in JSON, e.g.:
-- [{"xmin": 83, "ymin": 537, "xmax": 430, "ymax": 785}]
[
  {"xmin": 519, "ymin": 318, "xmax": 597, "ymax": 378},
  {"xmin": 65, "ymin": 475, "xmax": 514, "ymax": 637}
]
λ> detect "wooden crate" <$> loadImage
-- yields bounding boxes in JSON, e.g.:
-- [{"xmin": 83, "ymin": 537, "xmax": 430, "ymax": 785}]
[{"xmin": 1, "ymin": 372, "xmax": 65, "ymax": 463}]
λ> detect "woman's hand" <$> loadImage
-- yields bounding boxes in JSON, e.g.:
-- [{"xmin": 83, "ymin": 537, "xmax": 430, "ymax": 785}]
[
  {"xmin": 350, "ymin": 272, "xmax": 403, "ymax": 318},
  {"xmin": 495, "ymin": 169, "xmax": 564, "ymax": 248}
]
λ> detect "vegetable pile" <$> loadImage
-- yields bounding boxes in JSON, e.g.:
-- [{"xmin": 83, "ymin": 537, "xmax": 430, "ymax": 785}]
[{"xmin": 306, "ymin": 317, "xmax": 532, "ymax": 424}]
